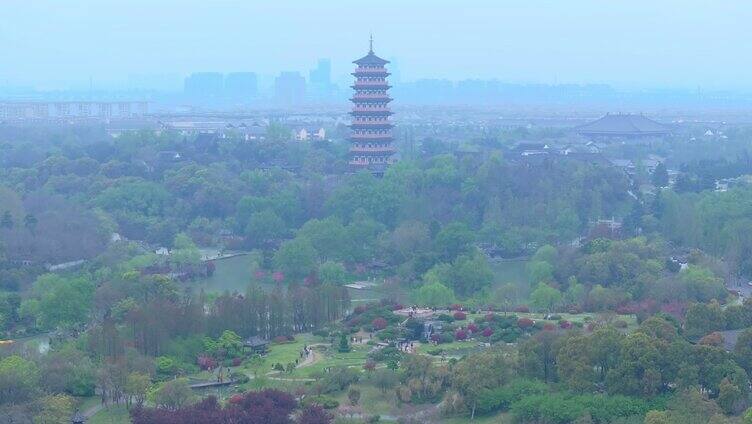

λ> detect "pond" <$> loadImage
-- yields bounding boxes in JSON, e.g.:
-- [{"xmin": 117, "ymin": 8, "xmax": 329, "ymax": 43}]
[{"xmin": 188, "ymin": 254, "xmax": 408, "ymax": 303}]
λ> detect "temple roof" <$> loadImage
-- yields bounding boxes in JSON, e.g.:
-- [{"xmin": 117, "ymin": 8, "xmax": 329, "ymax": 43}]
[{"xmin": 576, "ymin": 113, "xmax": 670, "ymax": 136}]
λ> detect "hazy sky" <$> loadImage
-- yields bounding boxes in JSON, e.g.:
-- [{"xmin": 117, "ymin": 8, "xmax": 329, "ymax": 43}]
[{"xmin": 2, "ymin": 0, "xmax": 751, "ymax": 90}]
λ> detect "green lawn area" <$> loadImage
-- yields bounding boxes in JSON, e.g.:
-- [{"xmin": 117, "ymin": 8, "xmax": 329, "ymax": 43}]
[
  {"xmin": 292, "ymin": 343, "xmax": 371, "ymax": 378},
  {"xmin": 441, "ymin": 411, "xmax": 509, "ymax": 423},
  {"xmin": 88, "ymin": 405, "xmax": 131, "ymax": 424},
  {"xmin": 243, "ymin": 333, "xmax": 316, "ymax": 376},
  {"xmin": 415, "ymin": 340, "xmax": 480, "ymax": 356}
]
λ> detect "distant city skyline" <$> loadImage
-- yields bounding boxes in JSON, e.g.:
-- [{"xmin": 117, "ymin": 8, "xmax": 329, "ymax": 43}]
[{"xmin": 2, "ymin": 1, "xmax": 752, "ymax": 91}]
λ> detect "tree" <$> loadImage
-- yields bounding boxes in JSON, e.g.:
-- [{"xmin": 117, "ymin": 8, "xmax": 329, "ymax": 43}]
[
  {"xmin": 0, "ymin": 355, "xmax": 39, "ymax": 405},
  {"xmin": 685, "ymin": 301, "xmax": 725, "ymax": 340},
  {"xmin": 435, "ymin": 222, "xmax": 475, "ymax": 261},
  {"xmin": 20, "ymin": 274, "xmax": 94, "ymax": 330},
  {"xmin": 413, "ymin": 281, "xmax": 455, "ymax": 307},
  {"xmin": 347, "ymin": 388, "xmax": 361, "ymax": 406},
  {"xmin": 274, "ymin": 238, "xmax": 318, "ymax": 281},
  {"xmin": 171, "ymin": 233, "xmax": 201, "ymax": 267},
  {"xmin": 152, "ymin": 378, "xmax": 194, "ymax": 410},
  {"xmin": 246, "ymin": 210, "xmax": 287, "ymax": 245},
  {"xmin": 652, "ymin": 163, "xmax": 669, "ymax": 188},
  {"xmin": 34, "ymin": 394, "xmax": 74, "ymax": 424},
  {"xmin": 298, "ymin": 404, "xmax": 333, "ymax": 424},
  {"xmin": 529, "ymin": 283, "xmax": 562, "ymax": 313},
  {"xmin": 735, "ymin": 328, "xmax": 752, "ymax": 374},
  {"xmin": 717, "ymin": 377, "xmax": 744, "ymax": 415},
  {"xmin": 23, "ymin": 213, "xmax": 37, "ymax": 234},
  {"xmin": 338, "ymin": 333, "xmax": 350, "ymax": 353},
  {"xmin": 450, "ymin": 253, "xmax": 494, "ymax": 296},
  {"xmin": 371, "ymin": 369, "xmax": 398, "ymax": 394},
  {"xmin": 452, "ymin": 349, "xmax": 514, "ymax": 419},
  {"xmin": 318, "ymin": 261, "xmax": 346, "ymax": 285},
  {"xmin": 125, "ymin": 372, "xmax": 151, "ymax": 408}
]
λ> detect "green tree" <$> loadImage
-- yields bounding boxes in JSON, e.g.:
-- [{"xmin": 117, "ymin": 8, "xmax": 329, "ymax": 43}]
[
  {"xmin": 125, "ymin": 372, "xmax": 151, "ymax": 408},
  {"xmin": 0, "ymin": 355, "xmax": 39, "ymax": 405},
  {"xmin": 435, "ymin": 222, "xmax": 475, "ymax": 261},
  {"xmin": 273, "ymin": 237, "xmax": 318, "ymax": 281},
  {"xmin": 413, "ymin": 281, "xmax": 456, "ymax": 307},
  {"xmin": 371, "ymin": 369, "xmax": 398, "ymax": 394},
  {"xmin": 34, "ymin": 394, "xmax": 74, "ymax": 424},
  {"xmin": 245, "ymin": 210, "xmax": 286, "ymax": 244},
  {"xmin": 20, "ymin": 274, "xmax": 94, "ymax": 330},
  {"xmin": 652, "ymin": 163, "xmax": 669, "ymax": 188},
  {"xmin": 318, "ymin": 261, "xmax": 347, "ymax": 285},
  {"xmin": 152, "ymin": 378, "xmax": 194, "ymax": 410},
  {"xmin": 450, "ymin": 253, "xmax": 494, "ymax": 296},
  {"xmin": 529, "ymin": 282, "xmax": 562, "ymax": 313},
  {"xmin": 717, "ymin": 377, "xmax": 743, "ymax": 415},
  {"xmin": 171, "ymin": 233, "xmax": 201, "ymax": 267},
  {"xmin": 685, "ymin": 301, "xmax": 725, "ymax": 340}
]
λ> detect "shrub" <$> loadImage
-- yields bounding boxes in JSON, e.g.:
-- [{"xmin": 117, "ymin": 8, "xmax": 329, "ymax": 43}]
[
  {"xmin": 450, "ymin": 304, "xmax": 464, "ymax": 311},
  {"xmin": 485, "ymin": 313, "xmax": 497, "ymax": 322},
  {"xmin": 372, "ymin": 317, "xmax": 388, "ymax": 330},
  {"xmin": 559, "ymin": 320, "xmax": 572, "ymax": 329},
  {"xmin": 547, "ymin": 314, "xmax": 562, "ymax": 321},
  {"xmin": 230, "ymin": 372, "xmax": 249, "ymax": 384},
  {"xmin": 517, "ymin": 318, "xmax": 534, "ymax": 329},
  {"xmin": 467, "ymin": 323, "xmax": 478, "ymax": 333},
  {"xmin": 430, "ymin": 333, "xmax": 441, "ymax": 343},
  {"xmin": 455, "ymin": 329, "xmax": 468, "ymax": 340},
  {"xmin": 231, "ymin": 357, "xmax": 242, "ymax": 367},
  {"xmin": 197, "ymin": 355, "xmax": 217, "ymax": 370},
  {"xmin": 437, "ymin": 313, "xmax": 455, "ymax": 322},
  {"xmin": 699, "ymin": 332, "xmax": 725, "ymax": 347},
  {"xmin": 482, "ymin": 327, "xmax": 494, "ymax": 338},
  {"xmin": 427, "ymin": 348, "xmax": 444, "ymax": 356},
  {"xmin": 543, "ymin": 323, "xmax": 556, "ymax": 331},
  {"xmin": 614, "ymin": 320, "xmax": 628, "ymax": 329},
  {"xmin": 303, "ymin": 395, "xmax": 340, "ymax": 409},
  {"xmin": 513, "ymin": 305, "xmax": 530, "ymax": 313},
  {"xmin": 273, "ymin": 335, "xmax": 289, "ymax": 344},
  {"xmin": 453, "ymin": 311, "xmax": 467, "ymax": 320},
  {"xmin": 354, "ymin": 305, "xmax": 367, "ymax": 314},
  {"xmin": 475, "ymin": 378, "xmax": 548, "ymax": 415},
  {"xmin": 441, "ymin": 333, "xmax": 455, "ymax": 344}
]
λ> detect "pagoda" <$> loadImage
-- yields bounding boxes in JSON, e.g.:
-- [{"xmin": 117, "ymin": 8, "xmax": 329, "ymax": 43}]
[{"xmin": 349, "ymin": 36, "xmax": 395, "ymax": 174}]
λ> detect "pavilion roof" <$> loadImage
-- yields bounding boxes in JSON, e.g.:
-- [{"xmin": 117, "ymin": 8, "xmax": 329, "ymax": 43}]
[{"xmin": 354, "ymin": 51, "xmax": 389, "ymax": 66}]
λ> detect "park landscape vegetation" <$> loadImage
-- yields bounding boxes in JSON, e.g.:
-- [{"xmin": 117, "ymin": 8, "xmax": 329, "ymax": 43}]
[{"xmin": 3, "ymin": 124, "xmax": 752, "ymax": 423}]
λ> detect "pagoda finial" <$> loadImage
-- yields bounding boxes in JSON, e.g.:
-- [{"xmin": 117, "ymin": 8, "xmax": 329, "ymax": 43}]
[{"xmin": 369, "ymin": 33, "xmax": 374, "ymax": 54}]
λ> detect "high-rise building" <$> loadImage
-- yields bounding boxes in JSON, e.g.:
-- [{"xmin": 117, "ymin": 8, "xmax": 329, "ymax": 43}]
[
  {"xmin": 309, "ymin": 59, "xmax": 332, "ymax": 100},
  {"xmin": 309, "ymin": 59, "xmax": 331, "ymax": 87},
  {"xmin": 184, "ymin": 72, "xmax": 224, "ymax": 99},
  {"xmin": 274, "ymin": 71, "xmax": 306, "ymax": 105},
  {"xmin": 225, "ymin": 72, "xmax": 258, "ymax": 100},
  {"xmin": 349, "ymin": 37, "xmax": 395, "ymax": 174}
]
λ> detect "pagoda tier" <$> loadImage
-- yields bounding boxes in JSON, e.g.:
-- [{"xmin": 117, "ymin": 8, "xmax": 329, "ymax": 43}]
[{"xmin": 348, "ymin": 39, "xmax": 395, "ymax": 174}]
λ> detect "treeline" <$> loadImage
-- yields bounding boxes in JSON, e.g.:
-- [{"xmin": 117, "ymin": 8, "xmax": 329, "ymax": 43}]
[
  {"xmin": 88, "ymin": 274, "xmax": 350, "ymax": 358},
  {"xmin": 440, "ymin": 316, "xmax": 750, "ymax": 421}
]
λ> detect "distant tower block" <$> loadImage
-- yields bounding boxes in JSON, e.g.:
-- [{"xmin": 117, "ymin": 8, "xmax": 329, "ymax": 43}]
[{"xmin": 349, "ymin": 35, "xmax": 395, "ymax": 174}]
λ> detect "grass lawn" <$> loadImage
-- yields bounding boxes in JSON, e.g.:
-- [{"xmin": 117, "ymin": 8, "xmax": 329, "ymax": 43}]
[
  {"xmin": 415, "ymin": 340, "xmax": 480, "ymax": 356},
  {"xmin": 88, "ymin": 405, "xmax": 131, "ymax": 424},
  {"xmin": 441, "ymin": 411, "xmax": 509, "ymax": 423},
  {"xmin": 292, "ymin": 343, "xmax": 371, "ymax": 378},
  {"xmin": 243, "ymin": 333, "xmax": 316, "ymax": 375}
]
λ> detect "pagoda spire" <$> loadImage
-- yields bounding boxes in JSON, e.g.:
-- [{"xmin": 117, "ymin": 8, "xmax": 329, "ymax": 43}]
[{"xmin": 369, "ymin": 34, "xmax": 374, "ymax": 54}]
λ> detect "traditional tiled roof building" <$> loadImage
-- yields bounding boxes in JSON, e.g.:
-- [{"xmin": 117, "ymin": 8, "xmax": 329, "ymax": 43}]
[
  {"xmin": 576, "ymin": 113, "xmax": 670, "ymax": 140},
  {"xmin": 349, "ymin": 36, "xmax": 395, "ymax": 174}
]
